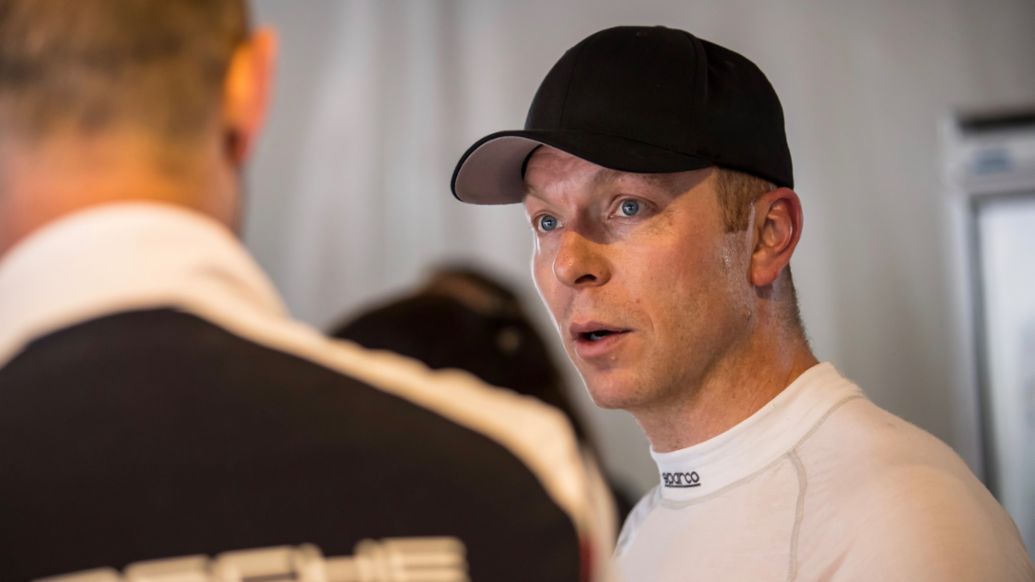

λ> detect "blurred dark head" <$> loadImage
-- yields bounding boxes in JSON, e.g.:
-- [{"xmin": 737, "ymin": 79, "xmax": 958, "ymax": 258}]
[{"xmin": 332, "ymin": 266, "xmax": 589, "ymax": 442}]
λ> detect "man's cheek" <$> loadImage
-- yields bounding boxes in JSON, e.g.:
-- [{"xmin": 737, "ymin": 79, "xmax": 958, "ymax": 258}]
[{"xmin": 531, "ymin": 265, "xmax": 549, "ymax": 302}]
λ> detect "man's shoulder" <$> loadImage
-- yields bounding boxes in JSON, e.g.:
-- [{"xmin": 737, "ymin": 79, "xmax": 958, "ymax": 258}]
[
  {"xmin": 2, "ymin": 306, "xmax": 586, "ymax": 489},
  {"xmin": 798, "ymin": 396, "xmax": 999, "ymax": 519},
  {"xmin": 0, "ymin": 308, "xmax": 590, "ymax": 580},
  {"xmin": 799, "ymin": 394, "xmax": 974, "ymax": 484},
  {"xmin": 795, "ymin": 397, "xmax": 1032, "ymax": 580}
]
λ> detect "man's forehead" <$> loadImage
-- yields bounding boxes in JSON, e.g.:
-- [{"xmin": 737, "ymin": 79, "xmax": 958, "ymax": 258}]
[{"xmin": 523, "ymin": 146, "xmax": 709, "ymax": 199}]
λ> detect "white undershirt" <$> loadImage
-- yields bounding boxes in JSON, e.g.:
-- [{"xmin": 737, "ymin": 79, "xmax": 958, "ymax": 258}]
[{"xmin": 616, "ymin": 363, "xmax": 1033, "ymax": 581}]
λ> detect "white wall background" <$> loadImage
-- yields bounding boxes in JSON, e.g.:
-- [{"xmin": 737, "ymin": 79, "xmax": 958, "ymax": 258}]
[{"xmin": 245, "ymin": 0, "xmax": 1035, "ymax": 496}]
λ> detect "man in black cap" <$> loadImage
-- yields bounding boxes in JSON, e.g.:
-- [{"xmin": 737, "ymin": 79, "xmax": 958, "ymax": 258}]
[
  {"xmin": 0, "ymin": 2, "xmax": 612, "ymax": 580},
  {"xmin": 452, "ymin": 26, "xmax": 1033, "ymax": 580}
]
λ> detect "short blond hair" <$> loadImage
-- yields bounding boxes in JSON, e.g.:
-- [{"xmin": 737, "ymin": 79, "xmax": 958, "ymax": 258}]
[
  {"xmin": 714, "ymin": 167, "xmax": 806, "ymax": 333},
  {"xmin": 714, "ymin": 168, "xmax": 776, "ymax": 232},
  {"xmin": 0, "ymin": 0, "xmax": 248, "ymax": 143}
]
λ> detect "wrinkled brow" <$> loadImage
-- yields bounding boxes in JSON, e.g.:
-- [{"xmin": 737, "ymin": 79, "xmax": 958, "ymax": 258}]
[
  {"xmin": 597, "ymin": 169, "xmax": 688, "ymax": 193},
  {"xmin": 523, "ymin": 183, "xmax": 544, "ymax": 202}
]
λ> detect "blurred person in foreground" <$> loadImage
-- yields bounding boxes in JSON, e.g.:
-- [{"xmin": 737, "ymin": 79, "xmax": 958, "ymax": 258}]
[
  {"xmin": 332, "ymin": 265, "xmax": 637, "ymax": 523},
  {"xmin": 449, "ymin": 25, "xmax": 1034, "ymax": 581},
  {"xmin": 0, "ymin": 2, "xmax": 612, "ymax": 580}
]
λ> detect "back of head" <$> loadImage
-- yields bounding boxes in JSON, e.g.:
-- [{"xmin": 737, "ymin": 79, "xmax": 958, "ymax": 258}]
[
  {"xmin": 0, "ymin": 0, "xmax": 267, "ymax": 256},
  {"xmin": 0, "ymin": 0, "xmax": 248, "ymax": 144},
  {"xmin": 334, "ymin": 267, "xmax": 591, "ymax": 443}
]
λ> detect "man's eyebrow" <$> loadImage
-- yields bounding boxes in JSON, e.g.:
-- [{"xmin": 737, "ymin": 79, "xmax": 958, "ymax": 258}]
[
  {"xmin": 641, "ymin": 173, "xmax": 671, "ymax": 186},
  {"xmin": 522, "ymin": 166, "xmax": 689, "ymax": 200},
  {"xmin": 590, "ymin": 169, "xmax": 624, "ymax": 189}
]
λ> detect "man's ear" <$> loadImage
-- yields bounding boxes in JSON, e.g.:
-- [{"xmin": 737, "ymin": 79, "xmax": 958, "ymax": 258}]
[
  {"xmin": 749, "ymin": 188, "xmax": 803, "ymax": 287},
  {"xmin": 222, "ymin": 27, "xmax": 277, "ymax": 165}
]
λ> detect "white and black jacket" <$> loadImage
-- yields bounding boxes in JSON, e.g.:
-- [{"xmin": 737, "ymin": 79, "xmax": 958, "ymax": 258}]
[{"xmin": 0, "ymin": 202, "xmax": 614, "ymax": 581}]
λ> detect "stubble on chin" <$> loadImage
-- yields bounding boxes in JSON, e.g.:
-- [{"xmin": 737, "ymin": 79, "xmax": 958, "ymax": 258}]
[{"xmin": 577, "ymin": 364, "xmax": 651, "ymax": 411}]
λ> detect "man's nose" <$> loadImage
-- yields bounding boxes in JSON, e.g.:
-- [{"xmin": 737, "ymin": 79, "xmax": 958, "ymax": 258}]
[{"xmin": 553, "ymin": 230, "xmax": 611, "ymax": 288}]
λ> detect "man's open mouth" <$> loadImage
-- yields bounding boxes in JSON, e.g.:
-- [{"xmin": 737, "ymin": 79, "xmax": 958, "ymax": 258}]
[
  {"xmin": 581, "ymin": 330, "xmax": 620, "ymax": 341},
  {"xmin": 572, "ymin": 325, "xmax": 630, "ymax": 342}
]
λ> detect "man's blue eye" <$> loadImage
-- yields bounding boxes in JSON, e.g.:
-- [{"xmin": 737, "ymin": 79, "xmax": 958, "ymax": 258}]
[
  {"xmin": 620, "ymin": 199, "xmax": 641, "ymax": 217},
  {"xmin": 538, "ymin": 215, "xmax": 558, "ymax": 232}
]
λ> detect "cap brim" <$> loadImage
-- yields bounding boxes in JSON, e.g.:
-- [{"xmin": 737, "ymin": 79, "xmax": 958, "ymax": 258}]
[{"xmin": 451, "ymin": 130, "xmax": 714, "ymax": 205}]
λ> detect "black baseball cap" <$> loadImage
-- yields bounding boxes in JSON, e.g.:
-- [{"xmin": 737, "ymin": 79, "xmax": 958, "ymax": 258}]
[{"xmin": 451, "ymin": 25, "xmax": 793, "ymax": 204}]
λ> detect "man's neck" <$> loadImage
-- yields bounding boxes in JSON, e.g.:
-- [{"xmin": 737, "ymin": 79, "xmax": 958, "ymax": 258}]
[
  {"xmin": 0, "ymin": 131, "xmax": 236, "ymax": 259},
  {"xmin": 633, "ymin": 327, "xmax": 819, "ymax": 453}
]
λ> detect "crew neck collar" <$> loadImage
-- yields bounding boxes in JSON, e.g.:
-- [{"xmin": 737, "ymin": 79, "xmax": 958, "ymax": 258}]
[{"xmin": 650, "ymin": 362, "xmax": 862, "ymax": 503}]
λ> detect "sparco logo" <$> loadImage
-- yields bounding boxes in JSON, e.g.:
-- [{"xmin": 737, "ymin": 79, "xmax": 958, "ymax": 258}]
[{"xmin": 662, "ymin": 471, "xmax": 701, "ymax": 488}]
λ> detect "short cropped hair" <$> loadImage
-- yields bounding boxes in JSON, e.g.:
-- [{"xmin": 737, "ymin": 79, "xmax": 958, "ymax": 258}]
[
  {"xmin": 0, "ymin": 0, "xmax": 248, "ymax": 142},
  {"xmin": 714, "ymin": 168, "xmax": 775, "ymax": 232},
  {"xmin": 715, "ymin": 167, "xmax": 806, "ymax": 332}
]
